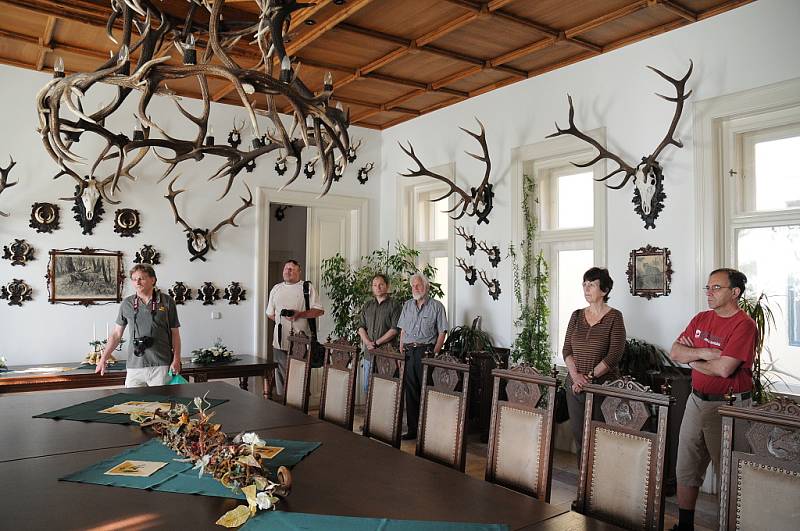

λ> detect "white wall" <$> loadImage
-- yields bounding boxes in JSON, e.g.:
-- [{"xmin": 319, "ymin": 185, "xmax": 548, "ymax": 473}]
[
  {"xmin": 379, "ymin": 0, "xmax": 800, "ymax": 352},
  {"xmin": 0, "ymin": 65, "xmax": 381, "ymax": 365}
]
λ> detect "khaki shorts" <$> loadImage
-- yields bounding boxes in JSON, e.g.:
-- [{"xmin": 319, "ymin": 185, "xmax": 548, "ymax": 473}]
[
  {"xmin": 125, "ymin": 366, "xmax": 170, "ymax": 388},
  {"xmin": 676, "ymin": 393, "xmax": 750, "ymax": 487}
]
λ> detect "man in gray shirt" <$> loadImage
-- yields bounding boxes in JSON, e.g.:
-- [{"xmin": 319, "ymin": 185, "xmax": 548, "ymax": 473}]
[
  {"xmin": 357, "ymin": 274, "xmax": 401, "ymax": 396},
  {"xmin": 396, "ymin": 273, "xmax": 448, "ymax": 440},
  {"xmin": 97, "ymin": 264, "xmax": 181, "ymax": 387}
]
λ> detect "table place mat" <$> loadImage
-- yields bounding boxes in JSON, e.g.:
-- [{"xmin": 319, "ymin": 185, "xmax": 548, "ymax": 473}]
[
  {"xmin": 241, "ymin": 511, "xmax": 510, "ymax": 530},
  {"xmin": 0, "ymin": 366, "xmax": 76, "ymax": 378},
  {"xmin": 255, "ymin": 439, "xmax": 321, "ymax": 470},
  {"xmin": 61, "ymin": 438, "xmax": 321, "ymax": 500},
  {"xmin": 61, "ymin": 439, "xmax": 193, "ymax": 490},
  {"xmin": 33, "ymin": 392, "xmax": 228, "ymax": 424}
]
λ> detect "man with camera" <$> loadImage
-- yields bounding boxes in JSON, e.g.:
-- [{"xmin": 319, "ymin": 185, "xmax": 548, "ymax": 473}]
[
  {"xmin": 266, "ymin": 260, "xmax": 324, "ymax": 397},
  {"xmin": 96, "ymin": 264, "xmax": 182, "ymax": 387}
]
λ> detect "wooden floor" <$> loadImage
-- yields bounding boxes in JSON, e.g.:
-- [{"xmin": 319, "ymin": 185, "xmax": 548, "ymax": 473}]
[{"xmin": 324, "ymin": 405, "xmax": 720, "ymax": 531}]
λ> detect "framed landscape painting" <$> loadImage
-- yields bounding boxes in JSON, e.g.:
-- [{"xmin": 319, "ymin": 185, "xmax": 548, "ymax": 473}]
[
  {"xmin": 626, "ymin": 245, "xmax": 673, "ymax": 300},
  {"xmin": 47, "ymin": 248, "xmax": 124, "ymax": 305}
]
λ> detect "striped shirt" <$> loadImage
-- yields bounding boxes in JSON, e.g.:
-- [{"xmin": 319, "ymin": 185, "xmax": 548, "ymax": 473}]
[{"xmin": 562, "ymin": 308, "xmax": 626, "ymax": 382}]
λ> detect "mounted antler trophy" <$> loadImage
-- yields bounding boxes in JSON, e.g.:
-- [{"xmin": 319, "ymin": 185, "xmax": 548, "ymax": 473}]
[
  {"xmin": 477, "ymin": 241, "xmax": 501, "ymax": 268},
  {"xmin": 455, "ymin": 257, "xmax": 477, "ymax": 285},
  {"xmin": 3, "ymin": 239, "xmax": 34, "ymax": 266},
  {"xmin": 400, "ymin": 118, "xmax": 494, "ymax": 224},
  {"xmin": 60, "ymin": 174, "xmax": 120, "ymax": 235},
  {"xmin": 166, "ymin": 176, "xmax": 253, "ymax": 262},
  {"xmin": 455, "ymin": 226, "xmax": 477, "ymax": 256},
  {"xmin": 227, "ymin": 118, "xmax": 245, "ymax": 149},
  {"xmin": 1, "ymin": 279, "xmax": 33, "ymax": 307},
  {"xmin": 29, "ymin": 203, "xmax": 60, "ymax": 233},
  {"xmin": 35, "ymin": 0, "xmax": 353, "ymax": 204},
  {"xmin": 169, "ymin": 281, "xmax": 192, "ymax": 305},
  {"xmin": 0, "ymin": 157, "xmax": 18, "ymax": 217},
  {"xmin": 223, "ymin": 282, "xmax": 246, "ymax": 305},
  {"xmin": 199, "ymin": 282, "xmax": 220, "ymax": 305},
  {"xmin": 357, "ymin": 162, "xmax": 374, "ymax": 185},
  {"xmin": 114, "ymin": 208, "xmax": 140, "ymax": 237},
  {"xmin": 134, "ymin": 244, "xmax": 160, "ymax": 265},
  {"xmin": 548, "ymin": 62, "xmax": 693, "ymax": 229},
  {"xmin": 478, "ymin": 270, "xmax": 501, "ymax": 301}
]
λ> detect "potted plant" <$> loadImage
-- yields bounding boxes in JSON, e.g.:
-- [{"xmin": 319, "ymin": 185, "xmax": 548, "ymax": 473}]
[{"xmin": 739, "ymin": 291, "xmax": 776, "ymax": 404}]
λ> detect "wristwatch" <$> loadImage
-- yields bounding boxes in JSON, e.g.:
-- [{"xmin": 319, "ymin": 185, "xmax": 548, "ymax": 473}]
[{"xmin": 587, "ymin": 370, "xmax": 595, "ymax": 380}]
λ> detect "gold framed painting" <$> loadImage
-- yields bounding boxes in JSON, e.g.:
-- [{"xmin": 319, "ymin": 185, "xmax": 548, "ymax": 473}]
[
  {"xmin": 626, "ymin": 245, "xmax": 673, "ymax": 300},
  {"xmin": 47, "ymin": 247, "xmax": 124, "ymax": 306}
]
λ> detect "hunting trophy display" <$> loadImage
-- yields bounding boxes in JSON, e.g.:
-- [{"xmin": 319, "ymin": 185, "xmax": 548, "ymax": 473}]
[{"xmin": 548, "ymin": 62, "xmax": 693, "ymax": 229}]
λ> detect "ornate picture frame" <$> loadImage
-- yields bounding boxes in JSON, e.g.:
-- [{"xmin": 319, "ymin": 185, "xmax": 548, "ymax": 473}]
[
  {"xmin": 626, "ymin": 244, "xmax": 673, "ymax": 300},
  {"xmin": 47, "ymin": 247, "xmax": 124, "ymax": 306}
]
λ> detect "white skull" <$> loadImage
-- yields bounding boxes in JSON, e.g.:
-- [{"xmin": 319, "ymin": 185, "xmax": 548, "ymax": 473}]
[
  {"xmin": 634, "ymin": 165, "xmax": 657, "ymax": 216},
  {"xmin": 81, "ymin": 178, "xmax": 101, "ymax": 220}
]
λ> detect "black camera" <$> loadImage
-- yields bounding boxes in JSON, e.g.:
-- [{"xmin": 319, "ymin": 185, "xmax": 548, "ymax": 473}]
[
  {"xmin": 279, "ymin": 309, "xmax": 296, "ymax": 317},
  {"xmin": 132, "ymin": 336, "xmax": 154, "ymax": 356}
]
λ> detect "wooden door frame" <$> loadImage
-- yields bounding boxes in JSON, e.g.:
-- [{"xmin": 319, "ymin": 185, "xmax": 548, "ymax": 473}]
[{"xmin": 254, "ymin": 187, "xmax": 368, "ymax": 359}]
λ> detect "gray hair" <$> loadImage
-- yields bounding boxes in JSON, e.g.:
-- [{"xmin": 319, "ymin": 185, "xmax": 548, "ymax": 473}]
[{"xmin": 409, "ymin": 272, "xmax": 430, "ymax": 290}]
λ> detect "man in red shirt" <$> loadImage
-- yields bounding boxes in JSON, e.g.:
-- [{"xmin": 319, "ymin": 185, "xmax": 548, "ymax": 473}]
[{"xmin": 668, "ymin": 268, "xmax": 756, "ymax": 531}]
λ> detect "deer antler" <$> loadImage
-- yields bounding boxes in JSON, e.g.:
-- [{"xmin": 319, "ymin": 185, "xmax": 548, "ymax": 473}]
[
  {"xmin": 165, "ymin": 174, "xmax": 193, "ymax": 234},
  {"xmin": 456, "ymin": 257, "xmax": 470, "ymax": 273},
  {"xmin": 455, "ymin": 226, "xmax": 470, "ymax": 241},
  {"xmin": 399, "ymin": 117, "xmax": 492, "ymax": 220},
  {"xmin": 645, "ymin": 60, "xmax": 693, "ymax": 165},
  {"xmin": 0, "ymin": 157, "xmax": 18, "ymax": 217},
  {"xmin": 547, "ymin": 95, "xmax": 637, "ymax": 190},
  {"xmin": 478, "ymin": 269, "xmax": 492, "ymax": 288},
  {"xmin": 208, "ymin": 182, "xmax": 254, "ymax": 249}
]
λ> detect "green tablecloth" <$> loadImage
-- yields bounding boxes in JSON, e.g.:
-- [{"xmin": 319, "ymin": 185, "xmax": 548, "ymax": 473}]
[
  {"xmin": 242, "ymin": 511, "xmax": 509, "ymax": 530},
  {"xmin": 33, "ymin": 392, "xmax": 227, "ymax": 424},
  {"xmin": 75, "ymin": 360, "xmax": 127, "ymax": 371},
  {"xmin": 61, "ymin": 438, "xmax": 321, "ymax": 500}
]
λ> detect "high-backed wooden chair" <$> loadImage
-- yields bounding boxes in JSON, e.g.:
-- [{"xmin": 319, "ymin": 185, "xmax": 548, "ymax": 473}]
[
  {"xmin": 576, "ymin": 377, "xmax": 674, "ymax": 530},
  {"xmin": 485, "ymin": 364, "xmax": 558, "ymax": 501},
  {"xmin": 718, "ymin": 396, "xmax": 800, "ymax": 531},
  {"xmin": 416, "ymin": 354, "xmax": 470, "ymax": 471},
  {"xmin": 363, "ymin": 345, "xmax": 406, "ymax": 448},
  {"xmin": 318, "ymin": 338, "xmax": 359, "ymax": 430},
  {"xmin": 284, "ymin": 331, "xmax": 312, "ymax": 413}
]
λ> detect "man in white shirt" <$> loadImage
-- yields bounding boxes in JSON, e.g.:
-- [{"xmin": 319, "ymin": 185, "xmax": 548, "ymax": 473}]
[{"xmin": 266, "ymin": 260, "xmax": 324, "ymax": 397}]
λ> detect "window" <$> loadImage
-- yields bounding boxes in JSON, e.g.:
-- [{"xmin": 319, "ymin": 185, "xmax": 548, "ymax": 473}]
[
  {"xmin": 727, "ymin": 123, "xmax": 800, "ymax": 392},
  {"xmin": 513, "ymin": 133, "xmax": 607, "ymax": 365},
  {"xmin": 400, "ymin": 164, "xmax": 455, "ymax": 317},
  {"xmin": 698, "ymin": 83, "xmax": 800, "ymax": 394}
]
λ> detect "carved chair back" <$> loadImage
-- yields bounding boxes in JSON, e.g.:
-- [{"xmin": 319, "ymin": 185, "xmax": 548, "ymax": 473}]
[
  {"xmin": 363, "ymin": 345, "xmax": 406, "ymax": 448},
  {"xmin": 416, "ymin": 354, "xmax": 471, "ymax": 471},
  {"xmin": 576, "ymin": 377, "xmax": 674, "ymax": 530},
  {"xmin": 318, "ymin": 338, "xmax": 359, "ymax": 430},
  {"xmin": 284, "ymin": 331, "xmax": 312, "ymax": 413},
  {"xmin": 485, "ymin": 364, "xmax": 558, "ymax": 501},
  {"xmin": 718, "ymin": 397, "xmax": 800, "ymax": 531}
]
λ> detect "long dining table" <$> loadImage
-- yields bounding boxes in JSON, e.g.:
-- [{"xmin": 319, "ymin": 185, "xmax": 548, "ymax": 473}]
[{"xmin": 0, "ymin": 381, "xmax": 618, "ymax": 530}]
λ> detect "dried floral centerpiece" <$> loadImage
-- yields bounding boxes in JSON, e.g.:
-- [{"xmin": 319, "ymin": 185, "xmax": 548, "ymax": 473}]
[
  {"xmin": 191, "ymin": 338, "xmax": 236, "ymax": 364},
  {"xmin": 136, "ymin": 395, "xmax": 291, "ymax": 527},
  {"xmin": 84, "ymin": 339, "xmax": 125, "ymax": 366},
  {"xmin": 0, "ymin": 356, "xmax": 7, "ymax": 371}
]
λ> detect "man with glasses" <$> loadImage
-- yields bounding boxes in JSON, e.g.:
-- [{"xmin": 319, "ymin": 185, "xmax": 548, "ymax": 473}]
[{"xmin": 668, "ymin": 268, "xmax": 756, "ymax": 531}]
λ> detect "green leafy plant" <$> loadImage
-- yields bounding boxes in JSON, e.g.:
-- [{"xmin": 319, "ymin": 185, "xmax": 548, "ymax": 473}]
[
  {"xmin": 443, "ymin": 317, "xmax": 498, "ymax": 363},
  {"xmin": 321, "ymin": 243, "xmax": 442, "ymax": 344},
  {"xmin": 510, "ymin": 174, "xmax": 552, "ymax": 374},
  {"xmin": 620, "ymin": 338, "xmax": 682, "ymax": 388},
  {"xmin": 739, "ymin": 292, "xmax": 777, "ymax": 404}
]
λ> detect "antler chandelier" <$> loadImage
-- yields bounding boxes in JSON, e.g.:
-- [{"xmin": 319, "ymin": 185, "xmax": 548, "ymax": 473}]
[{"xmin": 36, "ymin": 0, "xmax": 352, "ymax": 203}]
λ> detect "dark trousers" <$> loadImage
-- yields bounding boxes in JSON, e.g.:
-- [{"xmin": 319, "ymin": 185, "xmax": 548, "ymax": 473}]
[
  {"xmin": 565, "ymin": 379, "xmax": 604, "ymax": 468},
  {"xmin": 403, "ymin": 345, "xmax": 429, "ymax": 435}
]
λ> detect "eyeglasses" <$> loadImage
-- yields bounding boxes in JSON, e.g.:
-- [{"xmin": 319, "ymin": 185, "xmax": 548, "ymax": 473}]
[{"xmin": 703, "ymin": 285, "xmax": 731, "ymax": 292}]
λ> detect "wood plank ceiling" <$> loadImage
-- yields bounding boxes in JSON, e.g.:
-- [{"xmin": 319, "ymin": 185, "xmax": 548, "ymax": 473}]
[{"xmin": 0, "ymin": 0, "xmax": 754, "ymax": 130}]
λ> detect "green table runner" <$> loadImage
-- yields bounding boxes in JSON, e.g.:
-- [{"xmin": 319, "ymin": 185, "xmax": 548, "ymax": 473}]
[
  {"xmin": 61, "ymin": 438, "xmax": 321, "ymax": 500},
  {"xmin": 242, "ymin": 511, "xmax": 509, "ymax": 530},
  {"xmin": 33, "ymin": 392, "xmax": 227, "ymax": 424},
  {"xmin": 75, "ymin": 360, "xmax": 127, "ymax": 371}
]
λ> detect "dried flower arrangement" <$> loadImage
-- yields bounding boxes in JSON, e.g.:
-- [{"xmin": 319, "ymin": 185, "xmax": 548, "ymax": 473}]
[
  {"xmin": 191, "ymin": 338, "xmax": 235, "ymax": 364},
  {"xmin": 136, "ymin": 395, "xmax": 292, "ymax": 527},
  {"xmin": 0, "ymin": 356, "xmax": 7, "ymax": 370}
]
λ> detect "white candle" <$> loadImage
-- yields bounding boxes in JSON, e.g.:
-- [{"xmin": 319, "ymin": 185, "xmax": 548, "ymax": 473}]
[
  {"xmin": 106, "ymin": 323, "xmax": 109, "ymax": 341},
  {"xmin": 93, "ymin": 323, "xmax": 96, "ymax": 342}
]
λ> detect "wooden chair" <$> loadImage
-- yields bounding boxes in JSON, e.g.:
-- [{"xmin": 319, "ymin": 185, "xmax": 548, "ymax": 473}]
[
  {"xmin": 363, "ymin": 345, "xmax": 406, "ymax": 448},
  {"xmin": 416, "ymin": 354, "xmax": 470, "ymax": 471},
  {"xmin": 485, "ymin": 364, "xmax": 558, "ymax": 501},
  {"xmin": 283, "ymin": 331, "xmax": 313, "ymax": 413},
  {"xmin": 576, "ymin": 377, "xmax": 674, "ymax": 530},
  {"xmin": 318, "ymin": 338, "xmax": 359, "ymax": 430},
  {"xmin": 718, "ymin": 396, "xmax": 800, "ymax": 531}
]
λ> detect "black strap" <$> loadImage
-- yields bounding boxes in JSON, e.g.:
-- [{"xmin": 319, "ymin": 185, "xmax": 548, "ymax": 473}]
[{"xmin": 303, "ymin": 280, "xmax": 317, "ymax": 340}]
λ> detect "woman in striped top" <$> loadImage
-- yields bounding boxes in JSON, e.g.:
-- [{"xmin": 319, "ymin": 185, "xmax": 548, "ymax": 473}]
[{"xmin": 562, "ymin": 267, "xmax": 626, "ymax": 466}]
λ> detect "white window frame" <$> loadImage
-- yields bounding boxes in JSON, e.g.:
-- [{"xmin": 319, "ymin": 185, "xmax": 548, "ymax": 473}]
[
  {"xmin": 694, "ymin": 77, "xmax": 800, "ymax": 394},
  {"xmin": 511, "ymin": 131, "xmax": 608, "ymax": 359},
  {"xmin": 398, "ymin": 163, "xmax": 456, "ymax": 319}
]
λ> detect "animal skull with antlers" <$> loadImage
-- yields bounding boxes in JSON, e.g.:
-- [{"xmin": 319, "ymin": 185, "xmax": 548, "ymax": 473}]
[
  {"xmin": 547, "ymin": 62, "xmax": 692, "ymax": 229},
  {"xmin": 166, "ymin": 175, "xmax": 253, "ymax": 262},
  {"xmin": 400, "ymin": 118, "xmax": 494, "ymax": 224},
  {"xmin": 0, "ymin": 157, "xmax": 18, "ymax": 217}
]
